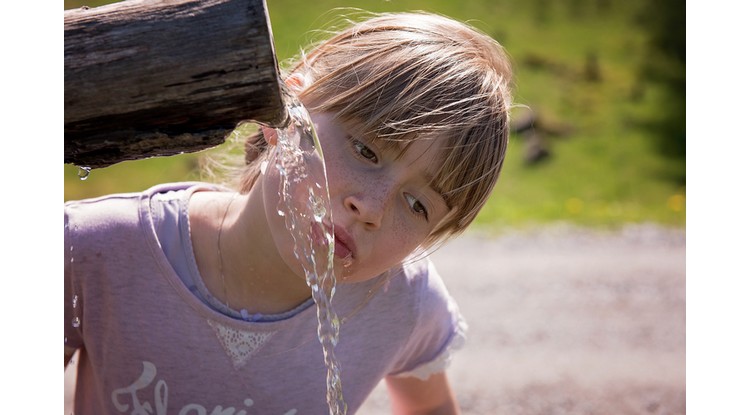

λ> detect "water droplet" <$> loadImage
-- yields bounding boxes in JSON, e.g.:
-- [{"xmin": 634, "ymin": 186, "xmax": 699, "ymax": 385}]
[
  {"xmin": 309, "ymin": 190, "xmax": 327, "ymax": 222},
  {"xmin": 277, "ymin": 209, "xmax": 286, "ymax": 217},
  {"xmin": 77, "ymin": 166, "xmax": 92, "ymax": 181},
  {"xmin": 342, "ymin": 255, "xmax": 354, "ymax": 268},
  {"xmin": 72, "ymin": 295, "xmax": 78, "ymax": 309},
  {"xmin": 72, "ymin": 317, "xmax": 81, "ymax": 328}
]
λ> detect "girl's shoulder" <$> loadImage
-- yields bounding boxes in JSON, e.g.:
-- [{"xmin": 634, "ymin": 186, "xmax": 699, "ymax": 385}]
[
  {"xmin": 356, "ymin": 257, "xmax": 455, "ymax": 325},
  {"xmin": 64, "ymin": 182, "xmax": 213, "ymax": 239},
  {"xmin": 396, "ymin": 256, "xmax": 451, "ymax": 300},
  {"xmin": 367, "ymin": 257, "xmax": 467, "ymax": 380},
  {"xmin": 338, "ymin": 256, "xmax": 452, "ymax": 322},
  {"xmin": 65, "ymin": 181, "xmax": 221, "ymax": 205},
  {"xmin": 65, "ymin": 182, "xmax": 217, "ymax": 217}
]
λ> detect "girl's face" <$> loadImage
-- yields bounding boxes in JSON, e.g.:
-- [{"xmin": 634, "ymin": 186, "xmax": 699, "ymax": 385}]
[{"xmin": 307, "ymin": 111, "xmax": 451, "ymax": 283}]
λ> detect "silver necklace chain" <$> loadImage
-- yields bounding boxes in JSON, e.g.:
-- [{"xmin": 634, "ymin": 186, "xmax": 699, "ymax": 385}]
[{"xmin": 217, "ymin": 192, "xmax": 239, "ymax": 310}]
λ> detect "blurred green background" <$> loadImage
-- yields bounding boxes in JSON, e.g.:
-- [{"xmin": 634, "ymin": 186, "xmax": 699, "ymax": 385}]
[{"xmin": 63, "ymin": 0, "xmax": 685, "ymax": 231}]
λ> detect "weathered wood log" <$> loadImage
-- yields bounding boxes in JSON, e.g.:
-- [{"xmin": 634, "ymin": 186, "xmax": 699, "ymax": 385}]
[{"xmin": 65, "ymin": 0, "xmax": 288, "ymax": 168}]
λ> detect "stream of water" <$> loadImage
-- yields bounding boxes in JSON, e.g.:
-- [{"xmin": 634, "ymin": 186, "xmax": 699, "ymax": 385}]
[{"xmin": 270, "ymin": 92, "xmax": 347, "ymax": 415}]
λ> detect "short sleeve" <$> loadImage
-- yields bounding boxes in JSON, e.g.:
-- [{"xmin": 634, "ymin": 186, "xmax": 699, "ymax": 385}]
[{"xmin": 388, "ymin": 260, "xmax": 468, "ymax": 380}]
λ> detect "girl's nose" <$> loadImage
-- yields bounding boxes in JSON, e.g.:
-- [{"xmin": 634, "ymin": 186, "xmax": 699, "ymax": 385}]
[{"xmin": 344, "ymin": 191, "xmax": 388, "ymax": 229}]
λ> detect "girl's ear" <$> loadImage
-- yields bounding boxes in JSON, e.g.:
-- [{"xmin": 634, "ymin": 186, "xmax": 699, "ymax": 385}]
[
  {"xmin": 261, "ymin": 125, "xmax": 278, "ymax": 146},
  {"xmin": 285, "ymin": 73, "xmax": 307, "ymax": 93}
]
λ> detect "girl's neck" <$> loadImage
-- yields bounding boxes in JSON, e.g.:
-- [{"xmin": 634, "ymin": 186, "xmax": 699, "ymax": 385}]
[{"xmin": 189, "ymin": 184, "xmax": 312, "ymax": 316}]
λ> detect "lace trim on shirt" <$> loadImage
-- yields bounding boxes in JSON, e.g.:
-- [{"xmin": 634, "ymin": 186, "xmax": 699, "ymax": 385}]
[
  {"xmin": 393, "ymin": 314, "xmax": 468, "ymax": 381},
  {"xmin": 207, "ymin": 320, "xmax": 276, "ymax": 369}
]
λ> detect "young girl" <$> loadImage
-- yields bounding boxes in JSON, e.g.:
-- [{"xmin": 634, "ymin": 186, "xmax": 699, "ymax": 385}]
[{"xmin": 65, "ymin": 11, "xmax": 512, "ymax": 414}]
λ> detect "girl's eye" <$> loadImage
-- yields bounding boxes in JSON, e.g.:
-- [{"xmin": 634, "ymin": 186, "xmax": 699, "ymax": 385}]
[
  {"xmin": 352, "ymin": 139, "xmax": 378, "ymax": 163},
  {"xmin": 405, "ymin": 193, "xmax": 429, "ymax": 221}
]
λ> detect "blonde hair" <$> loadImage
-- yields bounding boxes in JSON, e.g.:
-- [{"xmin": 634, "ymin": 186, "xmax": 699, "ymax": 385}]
[{"xmin": 241, "ymin": 11, "xmax": 512, "ymax": 248}]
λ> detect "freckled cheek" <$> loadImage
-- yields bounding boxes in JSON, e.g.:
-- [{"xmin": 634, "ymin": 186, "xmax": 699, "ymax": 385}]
[
  {"xmin": 381, "ymin": 216, "xmax": 424, "ymax": 259},
  {"xmin": 324, "ymin": 153, "xmax": 370, "ymax": 196},
  {"xmin": 321, "ymin": 153, "xmax": 348, "ymax": 188}
]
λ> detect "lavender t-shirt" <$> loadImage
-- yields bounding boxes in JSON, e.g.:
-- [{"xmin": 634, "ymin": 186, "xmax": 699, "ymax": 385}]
[{"xmin": 64, "ymin": 182, "xmax": 466, "ymax": 414}]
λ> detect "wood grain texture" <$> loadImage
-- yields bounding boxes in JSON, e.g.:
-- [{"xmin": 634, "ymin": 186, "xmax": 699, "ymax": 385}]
[{"xmin": 65, "ymin": 0, "xmax": 287, "ymax": 168}]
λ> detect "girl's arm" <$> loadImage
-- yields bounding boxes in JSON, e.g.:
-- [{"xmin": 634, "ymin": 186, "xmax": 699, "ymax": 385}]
[{"xmin": 385, "ymin": 371, "xmax": 460, "ymax": 415}]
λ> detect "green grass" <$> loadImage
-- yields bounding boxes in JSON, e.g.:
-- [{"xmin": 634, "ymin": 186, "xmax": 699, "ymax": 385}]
[{"xmin": 64, "ymin": 0, "xmax": 685, "ymax": 230}]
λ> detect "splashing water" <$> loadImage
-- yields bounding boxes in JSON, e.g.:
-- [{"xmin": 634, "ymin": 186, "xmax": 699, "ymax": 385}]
[
  {"xmin": 77, "ymin": 166, "xmax": 91, "ymax": 180},
  {"xmin": 270, "ymin": 92, "xmax": 347, "ymax": 415},
  {"xmin": 67, "ymin": 218, "xmax": 83, "ymax": 332},
  {"xmin": 71, "ymin": 293, "xmax": 81, "ymax": 327}
]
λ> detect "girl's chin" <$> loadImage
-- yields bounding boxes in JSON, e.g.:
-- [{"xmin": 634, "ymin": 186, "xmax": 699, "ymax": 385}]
[
  {"xmin": 335, "ymin": 251, "xmax": 354, "ymax": 269},
  {"xmin": 330, "ymin": 261, "xmax": 357, "ymax": 282}
]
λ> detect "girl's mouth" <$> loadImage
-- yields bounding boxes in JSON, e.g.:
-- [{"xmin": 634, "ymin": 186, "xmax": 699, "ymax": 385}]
[
  {"xmin": 333, "ymin": 236, "xmax": 353, "ymax": 261},
  {"xmin": 311, "ymin": 223, "xmax": 356, "ymax": 263},
  {"xmin": 330, "ymin": 225, "xmax": 356, "ymax": 264}
]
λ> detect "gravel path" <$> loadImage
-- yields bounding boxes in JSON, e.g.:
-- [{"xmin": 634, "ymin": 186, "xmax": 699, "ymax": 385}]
[{"xmin": 360, "ymin": 224, "xmax": 686, "ymax": 414}]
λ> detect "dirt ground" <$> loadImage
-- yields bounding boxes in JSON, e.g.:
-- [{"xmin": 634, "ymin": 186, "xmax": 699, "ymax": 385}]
[
  {"xmin": 66, "ymin": 223, "xmax": 685, "ymax": 414},
  {"xmin": 359, "ymin": 223, "xmax": 686, "ymax": 414}
]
